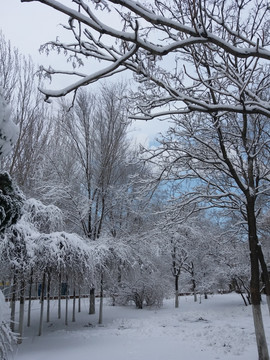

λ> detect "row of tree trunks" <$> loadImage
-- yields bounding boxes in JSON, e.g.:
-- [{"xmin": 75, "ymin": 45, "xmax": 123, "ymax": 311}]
[{"xmin": 8, "ymin": 271, "xmax": 100, "ymax": 342}]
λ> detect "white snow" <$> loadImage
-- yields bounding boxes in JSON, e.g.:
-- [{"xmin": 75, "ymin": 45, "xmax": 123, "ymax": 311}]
[
  {"xmin": 10, "ymin": 293, "xmax": 270, "ymax": 360},
  {"xmin": 0, "ymin": 87, "xmax": 18, "ymax": 157}
]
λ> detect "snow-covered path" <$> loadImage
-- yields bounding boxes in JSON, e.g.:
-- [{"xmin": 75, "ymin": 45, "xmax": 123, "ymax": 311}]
[{"xmin": 11, "ymin": 293, "xmax": 269, "ymax": 360}]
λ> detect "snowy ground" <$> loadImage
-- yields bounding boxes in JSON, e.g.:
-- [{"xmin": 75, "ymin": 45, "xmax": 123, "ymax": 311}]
[{"xmin": 9, "ymin": 293, "xmax": 270, "ymax": 360}]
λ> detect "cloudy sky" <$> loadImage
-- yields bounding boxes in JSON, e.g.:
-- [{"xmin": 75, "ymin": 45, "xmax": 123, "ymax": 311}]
[{"xmin": 1, "ymin": 0, "xmax": 169, "ymax": 146}]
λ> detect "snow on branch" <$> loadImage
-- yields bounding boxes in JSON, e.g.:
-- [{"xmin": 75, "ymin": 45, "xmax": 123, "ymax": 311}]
[
  {"xmin": 21, "ymin": 0, "xmax": 270, "ymax": 118},
  {"xmin": 0, "ymin": 88, "xmax": 18, "ymax": 157}
]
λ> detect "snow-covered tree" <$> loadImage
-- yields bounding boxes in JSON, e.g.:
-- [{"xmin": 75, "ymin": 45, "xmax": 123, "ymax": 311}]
[
  {"xmin": 0, "ymin": 32, "xmax": 52, "ymax": 197},
  {"xmin": 57, "ymin": 85, "xmax": 131, "ymax": 239},
  {"xmin": 0, "ymin": 221, "xmax": 37, "ymax": 340},
  {"xmin": 23, "ymin": 198, "xmax": 63, "ymax": 233},
  {"xmin": 0, "ymin": 81, "xmax": 20, "ymax": 358},
  {"xmin": 0, "ymin": 172, "xmax": 23, "ymax": 233},
  {"xmin": 19, "ymin": 1, "xmax": 270, "ymax": 357},
  {"xmin": 21, "ymin": 0, "xmax": 270, "ymax": 118},
  {"xmin": 0, "ymin": 88, "xmax": 18, "ymax": 158},
  {"xmin": 0, "ymin": 290, "xmax": 15, "ymax": 360},
  {"xmin": 147, "ymin": 109, "xmax": 270, "ymax": 358}
]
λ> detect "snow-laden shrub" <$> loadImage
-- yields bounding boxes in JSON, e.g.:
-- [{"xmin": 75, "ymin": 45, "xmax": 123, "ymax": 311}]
[
  {"xmin": 23, "ymin": 198, "xmax": 63, "ymax": 233},
  {"xmin": 0, "ymin": 172, "xmax": 24, "ymax": 233},
  {"xmin": 114, "ymin": 272, "xmax": 165, "ymax": 309},
  {"xmin": 0, "ymin": 219, "xmax": 38, "ymax": 280},
  {"xmin": 0, "ymin": 290, "xmax": 16, "ymax": 360}
]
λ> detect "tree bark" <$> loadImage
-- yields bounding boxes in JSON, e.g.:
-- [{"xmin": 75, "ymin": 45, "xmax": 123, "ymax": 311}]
[
  {"xmin": 27, "ymin": 269, "xmax": 33, "ymax": 327},
  {"xmin": 46, "ymin": 271, "xmax": 51, "ymax": 322},
  {"xmin": 247, "ymin": 199, "xmax": 269, "ymax": 360},
  {"xmin": 99, "ymin": 274, "xmax": 104, "ymax": 325},
  {"xmin": 10, "ymin": 273, "xmax": 17, "ymax": 332},
  {"xmin": 18, "ymin": 279, "xmax": 25, "ymax": 344},
  {"xmin": 38, "ymin": 272, "xmax": 46, "ymax": 336},
  {"xmin": 72, "ymin": 287, "xmax": 76, "ymax": 322},
  {"xmin": 58, "ymin": 271, "xmax": 61, "ymax": 319},
  {"xmin": 174, "ymin": 275, "xmax": 179, "ymax": 308},
  {"xmin": 191, "ymin": 264, "xmax": 197, "ymax": 302},
  {"xmin": 89, "ymin": 287, "xmax": 95, "ymax": 314},
  {"xmin": 257, "ymin": 245, "xmax": 270, "ymax": 315},
  {"xmin": 65, "ymin": 276, "xmax": 69, "ymax": 326},
  {"xmin": 78, "ymin": 287, "xmax": 81, "ymax": 313},
  {"xmin": 234, "ymin": 278, "xmax": 248, "ymax": 306}
]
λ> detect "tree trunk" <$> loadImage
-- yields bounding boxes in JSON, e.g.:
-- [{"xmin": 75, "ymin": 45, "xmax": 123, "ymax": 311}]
[
  {"xmin": 118, "ymin": 261, "xmax": 122, "ymax": 284},
  {"xmin": 27, "ymin": 270, "xmax": 33, "ymax": 327},
  {"xmin": 47, "ymin": 271, "xmax": 51, "ymax": 323},
  {"xmin": 191, "ymin": 264, "xmax": 197, "ymax": 302},
  {"xmin": 35, "ymin": 280, "xmax": 38, "ymax": 299},
  {"xmin": 72, "ymin": 287, "xmax": 76, "ymax": 322},
  {"xmin": 99, "ymin": 274, "xmax": 104, "ymax": 325},
  {"xmin": 78, "ymin": 287, "xmax": 81, "ymax": 313},
  {"xmin": 10, "ymin": 273, "xmax": 17, "ymax": 332},
  {"xmin": 38, "ymin": 272, "xmax": 46, "ymax": 336},
  {"xmin": 65, "ymin": 276, "xmax": 69, "ymax": 326},
  {"xmin": 18, "ymin": 279, "xmax": 25, "ymax": 344},
  {"xmin": 89, "ymin": 287, "xmax": 95, "ymax": 314},
  {"xmin": 174, "ymin": 275, "xmax": 179, "ymax": 308},
  {"xmin": 257, "ymin": 245, "xmax": 270, "ymax": 315},
  {"xmin": 234, "ymin": 278, "xmax": 248, "ymax": 306},
  {"xmin": 58, "ymin": 271, "xmax": 61, "ymax": 319},
  {"xmin": 247, "ymin": 199, "xmax": 269, "ymax": 360},
  {"xmin": 193, "ymin": 280, "xmax": 197, "ymax": 302}
]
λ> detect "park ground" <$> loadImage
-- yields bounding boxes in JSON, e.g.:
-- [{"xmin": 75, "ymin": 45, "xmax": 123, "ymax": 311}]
[{"xmin": 9, "ymin": 293, "xmax": 270, "ymax": 360}]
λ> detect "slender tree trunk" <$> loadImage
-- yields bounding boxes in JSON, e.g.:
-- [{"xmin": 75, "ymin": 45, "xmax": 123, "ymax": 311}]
[
  {"xmin": 257, "ymin": 245, "xmax": 270, "ymax": 315},
  {"xmin": 72, "ymin": 287, "xmax": 76, "ymax": 322},
  {"xmin": 247, "ymin": 199, "xmax": 269, "ymax": 360},
  {"xmin": 191, "ymin": 264, "xmax": 197, "ymax": 302},
  {"xmin": 27, "ymin": 269, "xmax": 33, "ymax": 327},
  {"xmin": 18, "ymin": 279, "xmax": 25, "ymax": 344},
  {"xmin": 89, "ymin": 287, "xmax": 95, "ymax": 314},
  {"xmin": 10, "ymin": 273, "xmax": 17, "ymax": 332},
  {"xmin": 96, "ymin": 196, "xmax": 105, "ymax": 239},
  {"xmin": 118, "ymin": 261, "xmax": 122, "ymax": 284},
  {"xmin": 193, "ymin": 279, "xmax": 197, "ymax": 302},
  {"xmin": 38, "ymin": 272, "xmax": 46, "ymax": 336},
  {"xmin": 174, "ymin": 275, "xmax": 179, "ymax": 308},
  {"xmin": 99, "ymin": 274, "xmax": 104, "ymax": 325},
  {"xmin": 65, "ymin": 275, "xmax": 69, "ymax": 326},
  {"xmin": 58, "ymin": 271, "xmax": 61, "ymax": 319},
  {"xmin": 234, "ymin": 278, "xmax": 248, "ymax": 306},
  {"xmin": 47, "ymin": 271, "xmax": 51, "ymax": 322},
  {"xmin": 78, "ymin": 287, "xmax": 81, "ymax": 313},
  {"xmin": 35, "ymin": 280, "xmax": 38, "ymax": 299}
]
